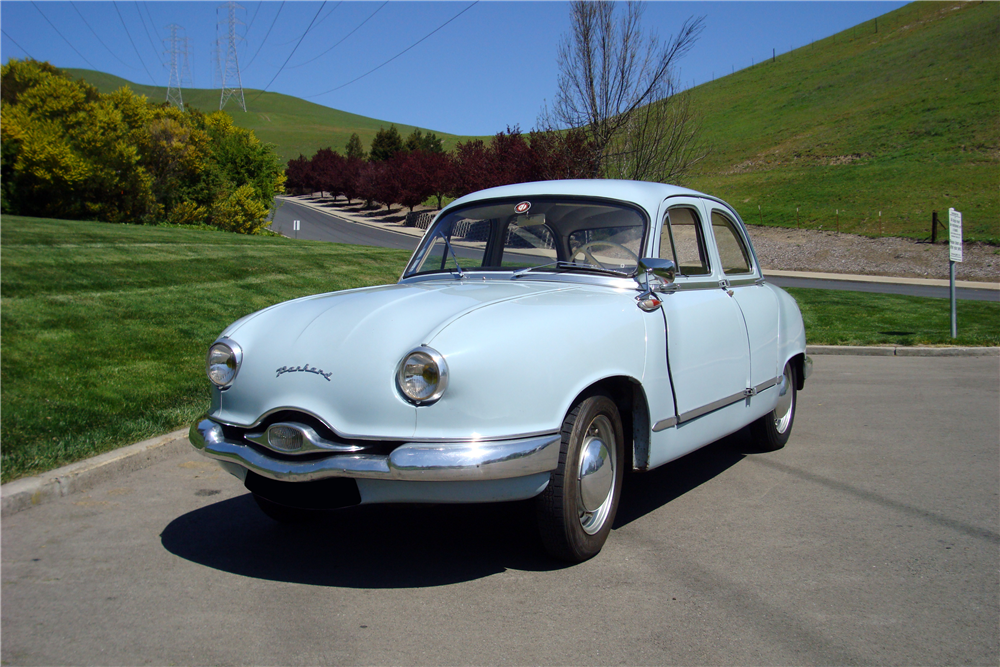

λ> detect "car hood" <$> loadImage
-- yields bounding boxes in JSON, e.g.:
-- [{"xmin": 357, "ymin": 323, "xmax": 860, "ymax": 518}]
[{"xmin": 210, "ymin": 280, "xmax": 573, "ymax": 438}]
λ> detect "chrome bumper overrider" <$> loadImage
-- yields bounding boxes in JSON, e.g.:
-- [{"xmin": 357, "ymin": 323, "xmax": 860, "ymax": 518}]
[{"xmin": 189, "ymin": 416, "xmax": 561, "ymax": 483}]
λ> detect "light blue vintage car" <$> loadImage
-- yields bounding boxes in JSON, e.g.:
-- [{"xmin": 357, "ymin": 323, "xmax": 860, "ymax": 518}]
[{"xmin": 190, "ymin": 180, "xmax": 811, "ymax": 562}]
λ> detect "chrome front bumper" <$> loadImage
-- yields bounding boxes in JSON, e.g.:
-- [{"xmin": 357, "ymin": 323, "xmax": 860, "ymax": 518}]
[{"xmin": 189, "ymin": 416, "xmax": 561, "ymax": 484}]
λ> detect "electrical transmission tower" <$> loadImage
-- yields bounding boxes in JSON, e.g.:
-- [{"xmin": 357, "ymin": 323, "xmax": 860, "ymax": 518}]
[
  {"xmin": 217, "ymin": 1, "xmax": 246, "ymax": 112},
  {"xmin": 164, "ymin": 24, "xmax": 187, "ymax": 109}
]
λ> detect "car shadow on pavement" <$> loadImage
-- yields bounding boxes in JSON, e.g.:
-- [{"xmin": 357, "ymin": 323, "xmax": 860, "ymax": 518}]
[
  {"xmin": 161, "ymin": 428, "xmax": 760, "ymax": 588},
  {"xmin": 614, "ymin": 426, "xmax": 756, "ymax": 528},
  {"xmin": 161, "ymin": 495, "xmax": 562, "ymax": 588}
]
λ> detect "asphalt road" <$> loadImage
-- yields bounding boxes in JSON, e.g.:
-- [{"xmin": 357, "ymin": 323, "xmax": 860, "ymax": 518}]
[
  {"xmin": 270, "ymin": 198, "xmax": 997, "ymax": 301},
  {"xmin": 270, "ymin": 197, "xmax": 420, "ymax": 251},
  {"xmin": 766, "ymin": 274, "xmax": 999, "ymax": 302},
  {"xmin": 2, "ymin": 355, "xmax": 997, "ymax": 665}
]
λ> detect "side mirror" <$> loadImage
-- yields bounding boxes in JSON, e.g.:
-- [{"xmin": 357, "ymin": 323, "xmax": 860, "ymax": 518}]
[{"xmin": 637, "ymin": 257, "xmax": 676, "ymax": 284}]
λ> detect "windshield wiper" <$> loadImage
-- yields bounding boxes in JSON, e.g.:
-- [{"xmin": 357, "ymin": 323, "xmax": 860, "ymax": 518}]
[
  {"xmin": 512, "ymin": 261, "xmax": 630, "ymax": 279},
  {"xmin": 443, "ymin": 236, "xmax": 465, "ymax": 279}
]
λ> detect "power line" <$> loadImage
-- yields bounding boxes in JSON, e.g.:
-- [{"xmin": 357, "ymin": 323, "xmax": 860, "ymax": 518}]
[
  {"xmin": 311, "ymin": 1, "xmax": 343, "ymax": 32},
  {"xmin": 242, "ymin": 0, "xmax": 284, "ymax": 72},
  {"xmin": 288, "ymin": 1, "xmax": 385, "ymax": 70},
  {"xmin": 2, "ymin": 29, "xmax": 35, "ymax": 60},
  {"xmin": 134, "ymin": 1, "xmax": 165, "ymax": 67},
  {"xmin": 271, "ymin": 1, "xmax": 339, "ymax": 47},
  {"xmin": 31, "ymin": 0, "xmax": 96, "ymax": 69},
  {"xmin": 71, "ymin": 1, "xmax": 137, "ymax": 71},
  {"xmin": 308, "ymin": 1, "xmax": 478, "ymax": 98},
  {"xmin": 113, "ymin": 0, "xmax": 156, "ymax": 84},
  {"xmin": 249, "ymin": 0, "xmax": 326, "ymax": 102}
]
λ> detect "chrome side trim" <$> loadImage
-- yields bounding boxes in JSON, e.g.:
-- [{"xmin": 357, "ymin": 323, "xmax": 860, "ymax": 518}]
[
  {"xmin": 190, "ymin": 416, "xmax": 561, "ymax": 483},
  {"xmin": 656, "ymin": 375, "xmax": 782, "ymax": 428},
  {"xmin": 727, "ymin": 276, "xmax": 758, "ymax": 287},
  {"xmin": 754, "ymin": 376, "xmax": 780, "ymax": 394},
  {"xmin": 651, "ymin": 417, "xmax": 677, "ymax": 432},
  {"xmin": 670, "ymin": 280, "xmax": 722, "ymax": 292},
  {"xmin": 677, "ymin": 390, "xmax": 748, "ymax": 424}
]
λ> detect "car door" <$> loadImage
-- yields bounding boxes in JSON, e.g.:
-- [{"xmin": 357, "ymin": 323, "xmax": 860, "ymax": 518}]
[
  {"xmin": 647, "ymin": 198, "xmax": 750, "ymax": 467},
  {"xmin": 707, "ymin": 205, "xmax": 780, "ymax": 395}
]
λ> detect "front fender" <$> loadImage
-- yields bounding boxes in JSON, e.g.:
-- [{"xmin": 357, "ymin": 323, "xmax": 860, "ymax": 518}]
[{"xmin": 415, "ymin": 284, "xmax": 648, "ymax": 440}]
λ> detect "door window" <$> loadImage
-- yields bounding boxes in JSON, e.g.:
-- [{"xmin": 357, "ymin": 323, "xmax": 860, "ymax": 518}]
[
  {"xmin": 711, "ymin": 211, "xmax": 752, "ymax": 275},
  {"xmin": 660, "ymin": 207, "xmax": 710, "ymax": 276}
]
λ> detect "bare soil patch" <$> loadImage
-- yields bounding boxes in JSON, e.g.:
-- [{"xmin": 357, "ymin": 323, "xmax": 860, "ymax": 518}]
[{"xmin": 747, "ymin": 225, "xmax": 999, "ymax": 282}]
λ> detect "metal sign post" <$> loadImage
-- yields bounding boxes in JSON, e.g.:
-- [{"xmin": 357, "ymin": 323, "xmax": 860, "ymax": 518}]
[
  {"xmin": 948, "ymin": 208, "xmax": 962, "ymax": 338},
  {"xmin": 293, "ymin": 219, "xmax": 301, "ymax": 240}
]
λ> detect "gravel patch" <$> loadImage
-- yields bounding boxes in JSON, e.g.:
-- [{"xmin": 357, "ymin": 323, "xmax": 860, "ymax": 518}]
[{"xmin": 745, "ymin": 226, "xmax": 999, "ymax": 283}]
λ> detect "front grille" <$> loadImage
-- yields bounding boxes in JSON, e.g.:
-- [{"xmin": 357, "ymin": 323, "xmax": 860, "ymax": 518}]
[{"xmin": 219, "ymin": 410, "xmax": 405, "ymax": 457}]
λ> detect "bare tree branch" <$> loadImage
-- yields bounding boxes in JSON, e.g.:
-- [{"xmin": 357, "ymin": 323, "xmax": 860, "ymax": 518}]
[{"xmin": 539, "ymin": 0, "xmax": 708, "ymax": 183}]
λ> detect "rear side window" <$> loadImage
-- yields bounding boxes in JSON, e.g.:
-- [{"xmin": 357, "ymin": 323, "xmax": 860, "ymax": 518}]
[
  {"xmin": 711, "ymin": 211, "xmax": 752, "ymax": 275},
  {"xmin": 660, "ymin": 207, "xmax": 710, "ymax": 276}
]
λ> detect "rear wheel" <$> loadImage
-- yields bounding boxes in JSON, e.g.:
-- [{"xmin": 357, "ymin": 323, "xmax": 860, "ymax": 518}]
[
  {"xmin": 536, "ymin": 394, "xmax": 624, "ymax": 562},
  {"xmin": 751, "ymin": 362, "xmax": 797, "ymax": 451}
]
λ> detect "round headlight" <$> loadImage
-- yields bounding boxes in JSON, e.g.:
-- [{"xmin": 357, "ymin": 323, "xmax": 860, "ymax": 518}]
[
  {"xmin": 397, "ymin": 346, "xmax": 448, "ymax": 405},
  {"xmin": 206, "ymin": 339, "xmax": 242, "ymax": 388}
]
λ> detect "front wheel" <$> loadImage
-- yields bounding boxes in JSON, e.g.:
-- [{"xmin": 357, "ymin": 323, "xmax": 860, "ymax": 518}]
[
  {"xmin": 536, "ymin": 394, "xmax": 624, "ymax": 562},
  {"xmin": 750, "ymin": 362, "xmax": 797, "ymax": 451}
]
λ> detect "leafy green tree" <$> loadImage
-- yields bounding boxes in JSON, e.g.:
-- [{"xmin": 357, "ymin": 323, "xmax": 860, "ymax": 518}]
[
  {"xmin": 404, "ymin": 128, "xmax": 444, "ymax": 154},
  {"xmin": 369, "ymin": 125, "xmax": 403, "ymax": 162},
  {"xmin": 345, "ymin": 133, "xmax": 366, "ymax": 161},
  {"xmin": 0, "ymin": 58, "xmax": 284, "ymax": 234}
]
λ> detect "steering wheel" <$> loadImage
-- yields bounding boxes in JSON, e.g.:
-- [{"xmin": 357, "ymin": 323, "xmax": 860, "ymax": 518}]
[{"xmin": 572, "ymin": 241, "xmax": 639, "ymax": 270}]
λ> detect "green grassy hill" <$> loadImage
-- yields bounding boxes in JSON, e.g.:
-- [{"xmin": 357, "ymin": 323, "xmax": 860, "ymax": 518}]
[
  {"xmin": 682, "ymin": 1, "xmax": 998, "ymax": 241},
  {"xmin": 65, "ymin": 68, "xmax": 473, "ymax": 163},
  {"xmin": 66, "ymin": 1, "xmax": 998, "ymax": 241}
]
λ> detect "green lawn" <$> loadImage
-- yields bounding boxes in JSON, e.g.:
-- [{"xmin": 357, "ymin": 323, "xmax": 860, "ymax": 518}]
[
  {"xmin": 787, "ymin": 288, "xmax": 1000, "ymax": 347},
  {"xmin": 1, "ymin": 214, "xmax": 997, "ymax": 483},
  {"xmin": 0, "ymin": 215, "xmax": 410, "ymax": 483}
]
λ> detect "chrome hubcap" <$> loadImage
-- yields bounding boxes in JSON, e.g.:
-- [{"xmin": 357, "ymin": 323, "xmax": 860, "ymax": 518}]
[
  {"xmin": 773, "ymin": 366, "xmax": 794, "ymax": 434},
  {"xmin": 577, "ymin": 414, "xmax": 616, "ymax": 535}
]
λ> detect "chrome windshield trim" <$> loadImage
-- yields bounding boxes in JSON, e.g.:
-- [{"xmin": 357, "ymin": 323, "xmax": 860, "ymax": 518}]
[
  {"xmin": 398, "ymin": 271, "xmax": 640, "ymax": 291},
  {"xmin": 190, "ymin": 416, "xmax": 561, "ymax": 483}
]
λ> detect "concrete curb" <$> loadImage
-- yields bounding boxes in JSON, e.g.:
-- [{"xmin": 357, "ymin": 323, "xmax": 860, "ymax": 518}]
[
  {"xmin": 807, "ymin": 345, "xmax": 1000, "ymax": 357},
  {"xmin": 1, "ymin": 428, "xmax": 190, "ymax": 518}
]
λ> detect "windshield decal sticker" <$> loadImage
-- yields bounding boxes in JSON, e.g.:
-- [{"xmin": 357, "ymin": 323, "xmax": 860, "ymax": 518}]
[{"xmin": 514, "ymin": 201, "xmax": 531, "ymax": 214}]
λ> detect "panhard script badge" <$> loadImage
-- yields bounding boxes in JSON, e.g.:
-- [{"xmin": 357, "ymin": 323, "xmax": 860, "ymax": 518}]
[{"xmin": 514, "ymin": 201, "xmax": 531, "ymax": 214}]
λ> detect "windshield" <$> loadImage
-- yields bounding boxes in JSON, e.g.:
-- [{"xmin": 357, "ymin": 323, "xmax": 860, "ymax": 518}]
[{"xmin": 404, "ymin": 197, "xmax": 647, "ymax": 278}]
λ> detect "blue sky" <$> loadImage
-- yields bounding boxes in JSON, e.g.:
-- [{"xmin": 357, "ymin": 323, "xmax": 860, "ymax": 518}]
[{"xmin": 1, "ymin": 1, "xmax": 907, "ymax": 136}]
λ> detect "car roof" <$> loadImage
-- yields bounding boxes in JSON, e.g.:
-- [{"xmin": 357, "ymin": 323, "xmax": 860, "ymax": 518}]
[{"xmin": 447, "ymin": 179, "xmax": 708, "ymax": 219}]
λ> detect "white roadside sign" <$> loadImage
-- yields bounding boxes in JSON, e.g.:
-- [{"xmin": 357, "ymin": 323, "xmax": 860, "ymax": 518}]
[{"xmin": 948, "ymin": 208, "xmax": 962, "ymax": 263}]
